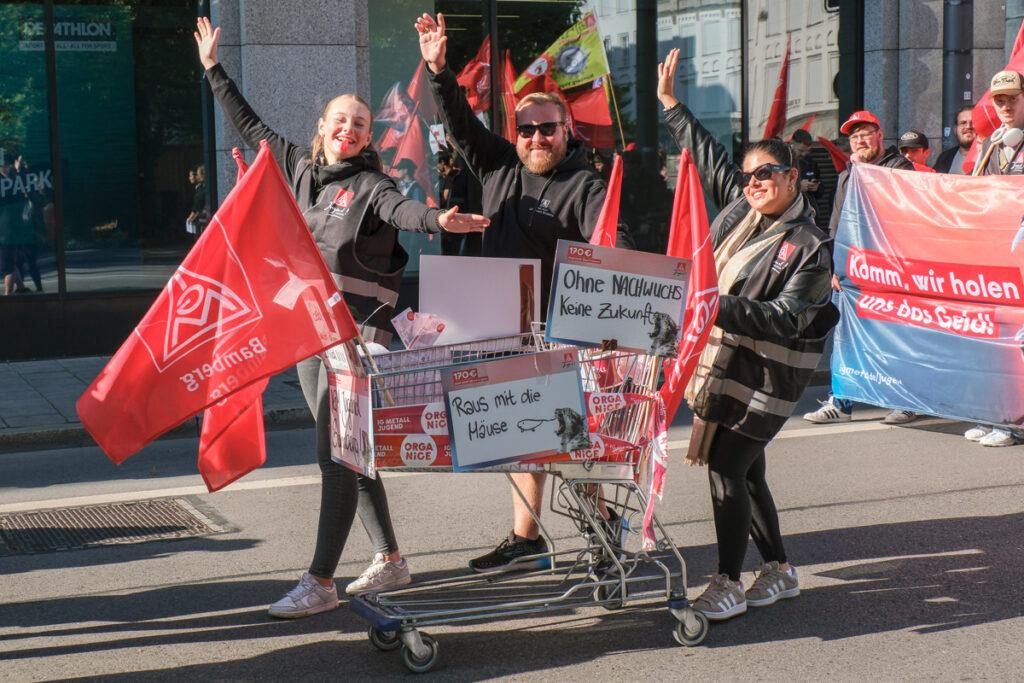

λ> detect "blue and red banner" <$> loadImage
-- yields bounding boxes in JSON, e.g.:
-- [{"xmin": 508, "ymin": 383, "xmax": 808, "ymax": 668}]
[{"xmin": 832, "ymin": 164, "xmax": 1024, "ymax": 427}]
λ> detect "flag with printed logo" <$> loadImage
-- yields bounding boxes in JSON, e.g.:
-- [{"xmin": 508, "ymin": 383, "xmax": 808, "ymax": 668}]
[
  {"xmin": 77, "ymin": 141, "xmax": 358, "ymax": 490},
  {"xmin": 457, "ymin": 36, "xmax": 492, "ymax": 113},
  {"xmin": 513, "ymin": 11, "xmax": 610, "ymax": 93}
]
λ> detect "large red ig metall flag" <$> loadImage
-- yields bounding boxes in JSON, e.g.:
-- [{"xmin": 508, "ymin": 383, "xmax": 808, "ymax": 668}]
[{"xmin": 77, "ymin": 141, "xmax": 358, "ymax": 490}]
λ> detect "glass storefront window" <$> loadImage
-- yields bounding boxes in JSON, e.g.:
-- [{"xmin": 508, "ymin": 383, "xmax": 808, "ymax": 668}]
[{"xmin": 1, "ymin": 1, "xmax": 57, "ymax": 296}]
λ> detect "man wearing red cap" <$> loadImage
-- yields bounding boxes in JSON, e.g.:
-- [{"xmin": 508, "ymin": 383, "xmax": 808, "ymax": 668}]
[{"xmin": 804, "ymin": 110, "xmax": 915, "ymax": 425}]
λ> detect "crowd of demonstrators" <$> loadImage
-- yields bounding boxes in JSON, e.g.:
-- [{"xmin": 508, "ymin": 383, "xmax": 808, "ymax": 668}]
[
  {"xmin": 657, "ymin": 47, "xmax": 838, "ymax": 621},
  {"xmin": 898, "ymin": 130, "xmax": 936, "ymax": 172},
  {"xmin": 958, "ymin": 70, "xmax": 1024, "ymax": 447},
  {"xmin": 802, "ymin": 110, "xmax": 919, "ymax": 427},
  {"xmin": 193, "ymin": 17, "xmax": 488, "ymax": 619},
  {"xmin": 933, "ymin": 106, "xmax": 976, "ymax": 173},
  {"xmin": 415, "ymin": 12, "xmax": 630, "ymax": 573}
]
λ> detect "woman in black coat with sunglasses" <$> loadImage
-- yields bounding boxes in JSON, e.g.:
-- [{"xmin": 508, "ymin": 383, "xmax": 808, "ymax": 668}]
[{"xmin": 657, "ymin": 48, "xmax": 839, "ymax": 622}]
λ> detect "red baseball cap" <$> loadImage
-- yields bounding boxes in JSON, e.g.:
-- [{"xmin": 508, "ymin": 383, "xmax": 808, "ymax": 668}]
[{"xmin": 840, "ymin": 110, "xmax": 881, "ymax": 135}]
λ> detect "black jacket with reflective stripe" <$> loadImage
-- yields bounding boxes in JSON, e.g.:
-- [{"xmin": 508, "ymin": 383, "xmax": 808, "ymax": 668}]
[
  {"xmin": 206, "ymin": 64, "xmax": 441, "ymax": 343},
  {"xmin": 664, "ymin": 103, "xmax": 839, "ymax": 441}
]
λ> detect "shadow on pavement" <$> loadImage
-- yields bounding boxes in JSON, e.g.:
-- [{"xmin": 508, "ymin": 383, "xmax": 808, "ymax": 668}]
[{"xmin": 6, "ymin": 512, "xmax": 1023, "ymax": 678}]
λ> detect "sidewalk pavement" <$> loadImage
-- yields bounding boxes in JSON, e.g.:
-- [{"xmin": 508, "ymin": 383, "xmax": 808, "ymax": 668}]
[{"xmin": 0, "ymin": 357, "xmax": 312, "ymax": 453}]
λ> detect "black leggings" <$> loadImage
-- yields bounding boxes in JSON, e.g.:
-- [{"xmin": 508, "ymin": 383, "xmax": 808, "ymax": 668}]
[
  {"xmin": 707, "ymin": 427, "xmax": 787, "ymax": 582},
  {"xmin": 296, "ymin": 356, "xmax": 399, "ymax": 579}
]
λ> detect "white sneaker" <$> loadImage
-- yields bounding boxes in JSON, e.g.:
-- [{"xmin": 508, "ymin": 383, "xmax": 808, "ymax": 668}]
[
  {"xmin": 268, "ymin": 572, "xmax": 338, "ymax": 619},
  {"xmin": 980, "ymin": 428, "xmax": 1019, "ymax": 447},
  {"xmin": 803, "ymin": 397, "xmax": 852, "ymax": 424},
  {"xmin": 964, "ymin": 425, "xmax": 989, "ymax": 442},
  {"xmin": 692, "ymin": 573, "xmax": 747, "ymax": 621},
  {"xmin": 882, "ymin": 409, "xmax": 918, "ymax": 425},
  {"xmin": 345, "ymin": 553, "xmax": 412, "ymax": 595}
]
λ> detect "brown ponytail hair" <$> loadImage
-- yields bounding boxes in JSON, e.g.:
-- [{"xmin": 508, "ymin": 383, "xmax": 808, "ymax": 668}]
[{"xmin": 310, "ymin": 93, "xmax": 379, "ymax": 169}]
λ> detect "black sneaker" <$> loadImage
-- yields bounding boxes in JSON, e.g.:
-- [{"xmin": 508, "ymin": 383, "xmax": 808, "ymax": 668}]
[{"xmin": 468, "ymin": 532, "xmax": 552, "ymax": 573}]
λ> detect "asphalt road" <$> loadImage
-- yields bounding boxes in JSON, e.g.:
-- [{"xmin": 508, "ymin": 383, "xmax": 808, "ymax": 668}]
[{"xmin": 2, "ymin": 390, "xmax": 1023, "ymax": 681}]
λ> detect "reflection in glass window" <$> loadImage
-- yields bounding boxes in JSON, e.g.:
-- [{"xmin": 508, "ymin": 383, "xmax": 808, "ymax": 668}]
[{"xmin": 1, "ymin": 3, "xmax": 56, "ymax": 296}]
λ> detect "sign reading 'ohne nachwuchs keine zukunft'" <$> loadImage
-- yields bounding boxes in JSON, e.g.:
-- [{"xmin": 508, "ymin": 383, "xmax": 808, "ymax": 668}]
[{"xmin": 545, "ymin": 240, "xmax": 690, "ymax": 356}]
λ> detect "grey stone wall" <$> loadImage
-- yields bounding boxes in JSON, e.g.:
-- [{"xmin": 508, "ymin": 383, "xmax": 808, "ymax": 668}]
[
  {"xmin": 208, "ymin": 0, "xmax": 370, "ymax": 203},
  {"xmin": 863, "ymin": 0, "xmax": 944, "ymax": 153}
]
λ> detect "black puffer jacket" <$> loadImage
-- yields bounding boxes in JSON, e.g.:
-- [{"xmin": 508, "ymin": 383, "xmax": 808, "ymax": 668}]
[
  {"xmin": 206, "ymin": 64, "xmax": 441, "ymax": 344},
  {"xmin": 665, "ymin": 103, "xmax": 839, "ymax": 441}
]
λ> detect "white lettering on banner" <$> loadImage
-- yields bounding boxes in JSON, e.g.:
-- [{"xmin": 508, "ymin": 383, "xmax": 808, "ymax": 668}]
[
  {"xmin": 179, "ymin": 337, "xmax": 266, "ymax": 392},
  {"xmin": 848, "ymin": 251, "xmax": 906, "ymax": 289}
]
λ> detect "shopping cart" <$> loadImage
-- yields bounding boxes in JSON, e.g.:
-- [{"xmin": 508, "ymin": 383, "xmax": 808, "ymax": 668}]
[{"xmin": 333, "ymin": 325, "xmax": 708, "ymax": 673}]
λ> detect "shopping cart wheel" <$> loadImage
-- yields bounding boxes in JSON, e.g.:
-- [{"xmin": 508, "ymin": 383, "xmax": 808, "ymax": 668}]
[
  {"xmin": 368, "ymin": 626, "xmax": 401, "ymax": 652},
  {"xmin": 593, "ymin": 582, "xmax": 625, "ymax": 610},
  {"xmin": 401, "ymin": 633, "xmax": 439, "ymax": 673},
  {"xmin": 672, "ymin": 610, "xmax": 709, "ymax": 647}
]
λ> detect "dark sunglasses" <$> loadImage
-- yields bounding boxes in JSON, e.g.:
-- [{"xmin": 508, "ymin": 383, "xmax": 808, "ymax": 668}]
[
  {"xmin": 516, "ymin": 121, "xmax": 564, "ymax": 138},
  {"xmin": 740, "ymin": 163, "xmax": 791, "ymax": 186}
]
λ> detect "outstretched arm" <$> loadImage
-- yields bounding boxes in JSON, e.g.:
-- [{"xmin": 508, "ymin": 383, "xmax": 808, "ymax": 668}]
[
  {"xmin": 415, "ymin": 13, "xmax": 516, "ymax": 177},
  {"xmin": 658, "ymin": 48, "xmax": 744, "ymax": 210},
  {"xmin": 195, "ymin": 17, "xmax": 304, "ymax": 179}
]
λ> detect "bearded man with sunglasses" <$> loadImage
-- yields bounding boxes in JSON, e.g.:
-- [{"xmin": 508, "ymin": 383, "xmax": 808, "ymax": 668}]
[
  {"xmin": 803, "ymin": 110, "xmax": 916, "ymax": 426},
  {"xmin": 416, "ymin": 13, "xmax": 625, "ymax": 573}
]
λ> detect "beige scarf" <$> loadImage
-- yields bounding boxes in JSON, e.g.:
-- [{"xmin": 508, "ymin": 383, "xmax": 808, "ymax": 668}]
[{"xmin": 684, "ymin": 194, "xmax": 808, "ymax": 465}]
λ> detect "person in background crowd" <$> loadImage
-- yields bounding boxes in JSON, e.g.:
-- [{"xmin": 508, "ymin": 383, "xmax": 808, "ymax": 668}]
[
  {"xmin": 416, "ymin": 12, "xmax": 625, "ymax": 573},
  {"xmin": 933, "ymin": 106, "xmax": 975, "ymax": 174},
  {"xmin": 438, "ymin": 150, "xmax": 483, "ymax": 256},
  {"xmin": 658, "ymin": 47, "xmax": 838, "ymax": 621},
  {"xmin": 963, "ymin": 70, "xmax": 1024, "ymax": 447},
  {"xmin": 394, "ymin": 158, "xmax": 427, "ymax": 203},
  {"xmin": 790, "ymin": 129, "xmax": 823, "ymax": 213},
  {"xmin": 803, "ymin": 110, "xmax": 918, "ymax": 426},
  {"xmin": 194, "ymin": 16, "xmax": 488, "ymax": 618},
  {"xmin": 898, "ymin": 130, "xmax": 936, "ymax": 172}
]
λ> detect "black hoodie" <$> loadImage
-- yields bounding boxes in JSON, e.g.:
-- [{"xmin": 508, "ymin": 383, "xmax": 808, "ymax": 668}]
[
  {"xmin": 828, "ymin": 146, "xmax": 912, "ymax": 239},
  {"xmin": 206, "ymin": 63, "xmax": 441, "ymax": 344},
  {"xmin": 428, "ymin": 65, "xmax": 608, "ymax": 311}
]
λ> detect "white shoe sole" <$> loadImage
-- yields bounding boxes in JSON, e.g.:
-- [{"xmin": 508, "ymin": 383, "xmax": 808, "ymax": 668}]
[
  {"xmin": 696, "ymin": 600, "xmax": 747, "ymax": 621},
  {"xmin": 964, "ymin": 432, "xmax": 987, "ymax": 442},
  {"xmin": 345, "ymin": 572, "xmax": 412, "ymax": 596},
  {"xmin": 802, "ymin": 413, "xmax": 851, "ymax": 424},
  {"xmin": 267, "ymin": 599, "xmax": 339, "ymax": 619},
  {"xmin": 746, "ymin": 586, "xmax": 800, "ymax": 607}
]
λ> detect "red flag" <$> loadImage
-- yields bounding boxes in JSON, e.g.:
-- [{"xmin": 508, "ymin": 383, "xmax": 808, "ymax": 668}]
[
  {"xmin": 500, "ymin": 50, "xmax": 519, "ymax": 143},
  {"xmin": 973, "ymin": 19, "xmax": 1024, "ymax": 140},
  {"xmin": 762, "ymin": 38, "xmax": 791, "ymax": 139},
  {"xmin": 407, "ymin": 62, "xmax": 438, "ymax": 121},
  {"xmin": 788, "ymin": 112, "xmax": 818, "ymax": 140},
  {"xmin": 568, "ymin": 79, "xmax": 615, "ymax": 149},
  {"xmin": 374, "ymin": 81, "xmax": 416, "ymax": 150},
  {"xmin": 77, "ymin": 142, "xmax": 358, "ymax": 489},
  {"xmin": 642, "ymin": 149, "xmax": 719, "ymax": 547},
  {"xmin": 817, "ymin": 136, "xmax": 850, "ymax": 173},
  {"xmin": 390, "ymin": 116, "xmax": 438, "ymax": 208},
  {"xmin": 589, "ymin": 154, "xmax": 622, "ymax": 247},
  {"xmin": 457, "ymin": 36, "xmax": 492, "ymax": 113}
]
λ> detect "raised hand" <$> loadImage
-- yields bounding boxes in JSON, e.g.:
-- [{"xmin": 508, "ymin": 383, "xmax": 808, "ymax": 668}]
[
  {"xmin": 415, "ymin": 13, "xmax": 447, "ymax": 73},
  {"xmin": 194, "ymin": 17, "xmax": 220, "ymax": 71},
  {"xmin": 657, "ymin": 48, "xmax": 680, "ymax": 110},
  {"xmin": 437, "ymin": 205, "xmax": 489, "ymax": 234}
]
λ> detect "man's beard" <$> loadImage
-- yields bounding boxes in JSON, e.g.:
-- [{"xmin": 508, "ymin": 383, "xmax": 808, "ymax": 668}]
[
  {"xmin": 852, "ymin": 146, "xmax": 881, "ymax": 164},
  {"xmin": 518, "ymin": 142, "xmax": 566, "ymax": 174}
]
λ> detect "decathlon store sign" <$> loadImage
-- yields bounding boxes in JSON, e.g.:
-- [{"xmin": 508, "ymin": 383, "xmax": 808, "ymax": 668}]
[
  {"xmin": 545, "ymin": 240, "xmax": 690, "ymax": 356},
  {"xmin": 440, "ymin": 350, "xmax": 589, "ymax": 471}
]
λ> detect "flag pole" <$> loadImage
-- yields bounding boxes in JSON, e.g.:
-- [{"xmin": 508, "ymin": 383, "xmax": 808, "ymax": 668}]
[{"xmin": 605, "ymin": 74, "xmax": 627, "ymax": 149}]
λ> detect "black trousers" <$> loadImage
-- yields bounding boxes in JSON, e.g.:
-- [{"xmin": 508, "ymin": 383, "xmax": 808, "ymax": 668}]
[{"xmin": 707, "ymin": 427, "xmax": 787, "ymax": 582}]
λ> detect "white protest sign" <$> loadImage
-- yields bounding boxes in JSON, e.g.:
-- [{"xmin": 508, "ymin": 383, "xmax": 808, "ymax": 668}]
[
  {"xmin": 323, "ymin": 344, "xmax": 375, "ymax": 477},
  {"xmin": 441, "ymin": 349, "xmax": 589, "ymax": 470},
  {"xmin": 546, "ymin": 241, "xmax": 690, "ymax": 356}
]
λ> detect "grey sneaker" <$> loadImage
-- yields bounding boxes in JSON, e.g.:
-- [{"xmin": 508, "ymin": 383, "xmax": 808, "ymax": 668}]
[
  {"xmin": 268, "ymin": 572, "xmax": 338, "ymax": 619},
  {"xmin": 345, "ymin": 553, "xmax": 412, "ymax": 595},
  {"xmin": 692, "ymin": 573, "xmax": 747, "ymax": 621},
  {"xmin": 745, "ymin": 561, "xmax": 800, "ymax": 607},
  {"xmin": 980, "ymin": 428, "xmax": 1020, "ymax": 447},
  {"xmin": 882, "ymin": 409, "xmax": 918, "ymax": 425}
]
